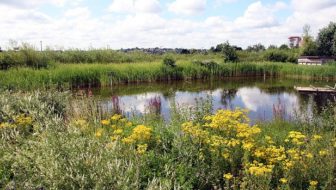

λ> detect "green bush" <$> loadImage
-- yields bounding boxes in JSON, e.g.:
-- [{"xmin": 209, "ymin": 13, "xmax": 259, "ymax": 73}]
[
  {"xmin": 222, "ymin": 42, "xmax": 238, "ymax": 62},
  {"xmin": 0, "ymin": 51, "xmax": 25, "ymax": 70},
  {"xmin": 192, "ymin": 60, "xmax": 218, "ymax": 70},
  {"xmin": 264, "ymin": 50, "xmax": 288, "ymax": 62},
  {"xmin": 264, "ymin": 50, "xmax": 298, "ymax": 63},
  {"xmin": 162, "ymin": 55, "xmax": 176, "ymax": 67}
]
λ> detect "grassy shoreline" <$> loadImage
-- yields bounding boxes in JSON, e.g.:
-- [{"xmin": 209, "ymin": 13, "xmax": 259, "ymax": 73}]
[{"xmin": 1, "ymin": 61, "xmax": 336, "ymax": 90}]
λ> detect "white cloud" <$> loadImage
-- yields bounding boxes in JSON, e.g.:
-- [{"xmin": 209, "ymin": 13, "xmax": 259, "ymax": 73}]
[
  {"xmin": 108, "ymin": 0, "xmax": 161, "ymax": 14},
  {"xmin": 237, "ymin": 87, "xmax": 272, "ymax": 111},
  {"xmin": 168, "ymin": 0, "xmax": 206, "ymax": 15},
  {"xmin": 0, "ymin": 0, "xmax": 335, "ymax": 50},
  {"xmin": 292, "ymin": 0, "xmax": 336, "ymax": 11},
  {"xmin": 234, "ymin": 1, "xmax": 280, "ymax": 29},
  {"xmin": 64, "ymin": 7, "xmax": 90, "ymax": 18},
  {"xmin": 135, "ymin": 0, "xmax": 161, "ymax": 13},
  {"xmin": 284, "ymin": 0, "xmax": 336, "ymax": 37},
  {"xmin": 0, "ymin": 0, "xmax": 70, "ymax": 9},
  {"xmin": 215, "ymin": 0, "xmax": 238, "ymax": 4}
]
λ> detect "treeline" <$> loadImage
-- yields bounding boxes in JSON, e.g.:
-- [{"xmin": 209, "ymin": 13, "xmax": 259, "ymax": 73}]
[
  {"xmin": 0, "ymin": 47, "xmax": 299, "ymax": 70},
  {"xmin": 212, "ymin": 41, "xmax": 299, "ymax": 63},
  {"xmin": 301, "ymin": 22, "xmax": 336, "ymax": 56},
  {"xmin": 0, "ymin": 22, "xmax": 335, "ymax": 70}
]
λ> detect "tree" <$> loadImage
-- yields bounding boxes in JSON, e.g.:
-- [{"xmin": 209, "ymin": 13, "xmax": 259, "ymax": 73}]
[
  {"xmin": 316, "ymin": 22, "xmax": 336, "ymax": 56},
  {"xmin": 246, "ymin": 43, "xmax": 266, "ymax": 52},
  {"xmin": 268, "ymin": 45, "xmax": 277, "ymax": 50},
  {"xmin": 301, "ymin": 24, "xmax": 318, "ymax": 56},
  {"xmin": 279, "ymin": 44, "xmax": 289, "ymax": 50},
  {"xmin": 222, "ymin": 41, "xmax": 238, "ymax": 62}
]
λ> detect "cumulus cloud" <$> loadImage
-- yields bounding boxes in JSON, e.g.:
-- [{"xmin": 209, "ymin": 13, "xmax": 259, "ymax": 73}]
[
  {"xmin": 168, "ymin": 0, "xmax": 206, "ymax": 15},
  {"xmin": 214, "ymin": 0, "xmax": 238, "ymax": 5},
  {"xmin": 234, "ymin": 1, "xmax": 283, "ymax": 29},
  {"xmin": 108, "ymin": 0, "xmax": 161, "ymax": 14},
  {"xmin": 292, "ymin": 0, "xmax": 336, "ymax": 11},
  {"xmin": 0, "ymin": 0, "xmax": 335, "ymax": 49},
  {"xmin": 0, "ymin": 0, "xmax": 73, "ymax": 9}
]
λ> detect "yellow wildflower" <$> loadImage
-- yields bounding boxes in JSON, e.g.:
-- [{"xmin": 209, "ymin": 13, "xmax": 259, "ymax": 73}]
[
  {"xmin": 111, "ymin": 114, "xmax": 122, "ymax": 121},
  {"xmin": 113, "ymin": 129, "xmax": 123, "ymax": 135},
  {"xmin": 95, "ymin": 128, "xmax": 104, "ymax": 138},
  {"xmin": 287, "ymin": 131, "xmax": 306, "ymax": 145},
  {"xmin": 110, "ymin": 136, "xmax": 118, "ymax": 141},
  {"xmin": 309, "ymin": 180, "xmax": 318, "ymax": 186},
  {"xmin": 122, "ymin": 125, "xmax": 152, "ymax": 144},
  {"xmin": 312, "ymin": 135, "xmax": 322, "ymax": 141},
  {"xmin": 279, "ymin": 178, "xmax": 288, "ymax": 184},
  {"xmin": 319, "ymin": 150, "xmax": 328, "ymax": 156},
  {"xmin": 306, "ymin": 152, "xmax": 313, "ymax": 159},
  {"xmin": 223, "ymin": 173, "xmax": 233, "ymax": 180},
  {"xmin": 242, "ymin": 141, "xmax": 254, "ymax": 151},
  {"xmin": 136, "ymin": 144, "xmax": 148, "ymax": 154},
  {"xmin": 101, "ymin": 119, "xmax": 110, "ymax": 126},
  {"xmin": 120, "ymin": 118, "xmax": 127, "ymax": 123},
  {"xmin": 15, "ymin": 114, "xmax": 33, "ymax": 125},
  {"xmin": 222, "ymin": 152, "xmax": 230, "ymax": 159},
  {"xmin": 248, "ymin": 162, "xmax": 273, "ymax": 176}
]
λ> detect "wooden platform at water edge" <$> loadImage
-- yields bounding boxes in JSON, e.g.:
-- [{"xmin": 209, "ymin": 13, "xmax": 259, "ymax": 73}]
[{"xmin": 294, "ymin": 85, "xmax": 336, "ymax": 93}]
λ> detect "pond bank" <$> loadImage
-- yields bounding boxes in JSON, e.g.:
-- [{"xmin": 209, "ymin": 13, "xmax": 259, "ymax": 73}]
[{"xmin": 1, "ymin": 61, "xmax": 336, "ymax": 90}]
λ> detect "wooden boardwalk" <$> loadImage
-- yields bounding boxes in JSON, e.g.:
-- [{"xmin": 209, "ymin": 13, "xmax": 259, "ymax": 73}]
[{"xmin": 294, "ymin": 85, "xmax": 336, "ymax": 93}]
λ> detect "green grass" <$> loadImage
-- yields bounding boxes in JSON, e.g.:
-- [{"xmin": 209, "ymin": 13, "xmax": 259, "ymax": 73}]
[{"xmin": 1, "ymin": 61, "xmax": 336, "ymax": 90}]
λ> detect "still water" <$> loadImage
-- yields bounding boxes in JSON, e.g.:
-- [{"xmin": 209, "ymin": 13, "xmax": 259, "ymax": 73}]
[{"xmin": 79, "ymin": 78, "xmax": 336, "ymax": 122}]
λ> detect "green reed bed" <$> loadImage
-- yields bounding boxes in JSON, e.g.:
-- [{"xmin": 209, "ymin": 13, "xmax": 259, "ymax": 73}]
[{"xmin": 1, "ymin": 62, "xmax": 336, "ymax": 90}]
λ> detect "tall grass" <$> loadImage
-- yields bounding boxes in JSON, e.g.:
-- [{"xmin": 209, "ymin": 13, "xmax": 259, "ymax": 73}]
[{"xmin": 1, "ymin": 61, "xmax": 336, "ymax": 90}]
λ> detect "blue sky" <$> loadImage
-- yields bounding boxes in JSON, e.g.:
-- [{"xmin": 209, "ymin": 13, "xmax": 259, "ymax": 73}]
[{"xmin": 0, "ymin": 0, "xmax": 335, "ymax": 49}]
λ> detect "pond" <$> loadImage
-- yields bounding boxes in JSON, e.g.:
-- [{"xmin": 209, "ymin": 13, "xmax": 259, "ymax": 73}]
[{"xmin": 77, "ymin": 77, "xmax": 336, "ymax": 122}]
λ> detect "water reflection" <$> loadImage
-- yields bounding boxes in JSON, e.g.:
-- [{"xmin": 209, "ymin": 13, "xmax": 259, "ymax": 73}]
[{"xmin": 83, "ymin": 78, "xmax": 336, "ymax": 122}]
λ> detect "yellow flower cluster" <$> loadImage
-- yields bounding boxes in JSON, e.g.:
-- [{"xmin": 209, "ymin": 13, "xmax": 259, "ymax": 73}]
[
  {"xmin": 122, "ymin": 125, "xmax": 152, "ymax": 144},
  {"xmin": 183, "ymin": 109, "xmax": 261, "ymax": 160},
  {"xmin": 15, "ymin": 114, "xmax": 33, "ymax": 126},
  {"xmin": 181, "ymin": 109, "xmax": 335, "ymax": 187},
  {"xmin": 279, "ymin": 178, "xmax": 288, "ymax": 184},
  {"xmin": 254, "ymin": 145, "xmax": 286, "ymax": 164},
  {"xmin": 286, "ymin": 131, "xmax": 306, "ymax": 145},
  {"xmin": 0, "ymin": 114, "xmax": 33, "ymax": 129},
  {"xmin": 223, "ymin": 173, "xmax": 233, "ymax": 180},
  {"xmin": 0, "ymin": 114, "xmax": 33, "ymax": 131},
  {"xmin": 247, "ymin": 161, "xmax": 273, "ymax": 176},
  {"xmin": 136, "ymin": 144, "xmax": 148, "ymax": 154},
  {"xmin": 309, "ymin": 180, "xmax": 318, "ymax": 186},
  {"xmin": 92, "ymin": 114, "xmax": 131, "ymax": 140},
  {"xmin": 94, "ymin": 114, "xmax": 154, "ymax": 155}
]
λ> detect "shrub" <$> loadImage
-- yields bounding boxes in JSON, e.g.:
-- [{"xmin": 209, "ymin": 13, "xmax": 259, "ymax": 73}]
[
  {"xmin": 20, "ymin": 46, "xmax": 51, "ymax": 69},
  {"xmin": 264, "ymin": 50, "xmax": 288, "ymax": 62},
  {"xmin": 192, "ymin": 60, "xmax": 218, "ymax": 70},
  {"xmin": 222, "ymin": 42, "xmax": 238, "ymax": 62},
  {"xmin": 162, "ymin": 55, "xmax": 176, "ymax": 67},
  {"xmin": 264, "ymin": 50, "xmax": 298, "ymax": 63},
  {"xmin": 0, "ymin": 51, "xmax": 25, "ymax": 70}
]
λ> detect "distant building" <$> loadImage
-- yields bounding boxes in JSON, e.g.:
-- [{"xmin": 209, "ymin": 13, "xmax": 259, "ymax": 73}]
[
  {"xmin": 288, "ymin": 36, "xmax": 302, "ymax": 48},
  {"xmin": 298, "ymin": 56, "xmax": 336, "ymax": 65}
]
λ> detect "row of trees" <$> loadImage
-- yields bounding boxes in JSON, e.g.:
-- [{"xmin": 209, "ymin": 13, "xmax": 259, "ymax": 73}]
[
  {"xmin": 301, "ymin": 22, "xmax": 336, "ymax": 56},
  {"xmin": 215, "ymin": 22, "xmax": 336, "ymax": 62}
]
